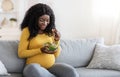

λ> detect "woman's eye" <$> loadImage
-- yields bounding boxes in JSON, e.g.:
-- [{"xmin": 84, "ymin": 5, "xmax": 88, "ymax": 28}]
[
  {"xmin": 39, "ymin": 19, "xmax": 44, "ymax": 22},
  {"xmin": 39, "ymin": 19, "xmax": 50, "ymax": 23}
]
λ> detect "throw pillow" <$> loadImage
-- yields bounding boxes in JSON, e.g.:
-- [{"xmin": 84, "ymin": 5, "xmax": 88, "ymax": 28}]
[
  {"xmin": 0, "ymin": 60, "xmax": 10, "ymax": 75},
  {"xmin": 87, "ymin": 44, "xmax": 120, "ymax": 71}
]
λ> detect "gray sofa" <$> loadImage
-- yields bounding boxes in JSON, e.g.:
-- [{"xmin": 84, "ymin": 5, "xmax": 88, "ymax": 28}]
[{"xmin": 0, "ymin": 38, "xmax": 120, "ymax": 77}]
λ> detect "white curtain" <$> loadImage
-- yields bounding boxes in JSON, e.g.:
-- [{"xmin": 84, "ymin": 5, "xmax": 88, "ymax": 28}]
[
  {"xmin": 91, "ymin": 0, "xmax": 120, "ymax": 44},
  {"xmin": 116, "ymin": 25, "xmax": 120, "ymax": 44}
]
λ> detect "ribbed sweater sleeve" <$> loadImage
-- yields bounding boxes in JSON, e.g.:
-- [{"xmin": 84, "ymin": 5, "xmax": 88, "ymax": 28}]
[{"xmin": 18, "ymin": 27, "xmax": 42, "ymax": 58}]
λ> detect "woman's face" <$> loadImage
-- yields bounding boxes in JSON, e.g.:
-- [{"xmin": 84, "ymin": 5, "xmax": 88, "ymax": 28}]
[{"xmin": 38, "ymin": 14, "xmax": 50, "ymax": 30}]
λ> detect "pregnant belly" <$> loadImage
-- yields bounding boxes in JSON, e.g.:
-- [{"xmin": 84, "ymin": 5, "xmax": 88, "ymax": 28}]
[{"xmin": 26, "ymin": 53, "xmax": 55, "ymax": 69}]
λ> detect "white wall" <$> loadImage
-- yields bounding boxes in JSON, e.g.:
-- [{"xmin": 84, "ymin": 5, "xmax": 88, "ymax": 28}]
[{"xmin": 53, "ymin": 0, "xmax": 97, "ymax": 39}]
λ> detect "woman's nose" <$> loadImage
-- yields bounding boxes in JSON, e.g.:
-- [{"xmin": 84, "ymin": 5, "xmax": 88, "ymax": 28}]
[{"xmin": 43, "ymin": 21, "xmax": 48, "ymax": 25}]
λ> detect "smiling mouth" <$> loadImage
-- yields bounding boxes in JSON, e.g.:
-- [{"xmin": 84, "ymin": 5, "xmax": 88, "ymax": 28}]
[{"xmin": 40, "ymin": 25, "xmax": 46, "ymax": 30}]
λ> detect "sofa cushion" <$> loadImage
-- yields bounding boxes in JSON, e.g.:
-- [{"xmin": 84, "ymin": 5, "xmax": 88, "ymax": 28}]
[
  {"xmin": 0, "ymin": 40, "xmax": 25, "ymax": 73},
  {"xmin": 55, "ymin": 38, "xmax": 104, "ymax": 67},
  {"xmin": 87, "ymin": 44, "xmax": 120, "ymax": 71}
]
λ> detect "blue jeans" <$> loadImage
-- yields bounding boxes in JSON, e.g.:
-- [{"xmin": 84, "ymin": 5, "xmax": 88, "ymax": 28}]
[{"xmin": 23, "ymin": 63, "xmax": 79, "ymax": 77}]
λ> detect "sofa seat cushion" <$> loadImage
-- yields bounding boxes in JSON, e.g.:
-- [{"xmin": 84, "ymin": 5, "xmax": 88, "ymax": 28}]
[
  {"xmin": 76, "ymin": 67, "xmax": 120, "ymax": 77},
  {"xmin": 0, "ymin": 73, "xmax": 22, "ymax": 77},
  {"xmin": 56, "ymin": 38, "xmax": 104, "ymax": 67}
]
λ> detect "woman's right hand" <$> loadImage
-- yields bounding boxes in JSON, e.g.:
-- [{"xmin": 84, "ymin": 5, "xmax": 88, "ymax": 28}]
[
  {"xmin": 41, "ymin": 46, "xmax": 56, "ymax": 54},
  {"xmin": 52, "ymin": 28, "xmax": 61, "ymax": 41}
]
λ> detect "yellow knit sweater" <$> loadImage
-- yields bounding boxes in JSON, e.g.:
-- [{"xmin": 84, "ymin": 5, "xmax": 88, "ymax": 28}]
[{"xmin": 18, "ymin": 27, "xmax": 60, "ymax": 69}]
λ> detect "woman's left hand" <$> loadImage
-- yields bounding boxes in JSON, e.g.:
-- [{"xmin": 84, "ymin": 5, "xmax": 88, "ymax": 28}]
[{"xmin": 52, "ymin": 28, "xmax": 61, "ymax": 41}]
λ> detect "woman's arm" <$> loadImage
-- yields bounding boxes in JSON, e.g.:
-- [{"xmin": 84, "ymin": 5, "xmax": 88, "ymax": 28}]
[
  {"xmin": 52, "ymin": 29, "xmax": 61, "ymax": 58},
  {"xmin": 18, "ymin": 27, "xmax": 42, "ymax": 58}
]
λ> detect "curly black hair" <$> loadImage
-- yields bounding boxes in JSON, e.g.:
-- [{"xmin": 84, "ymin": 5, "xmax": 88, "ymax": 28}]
[{"xmin": 21, "ymin": 3, "xmax": 55, "ymax": 40}]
